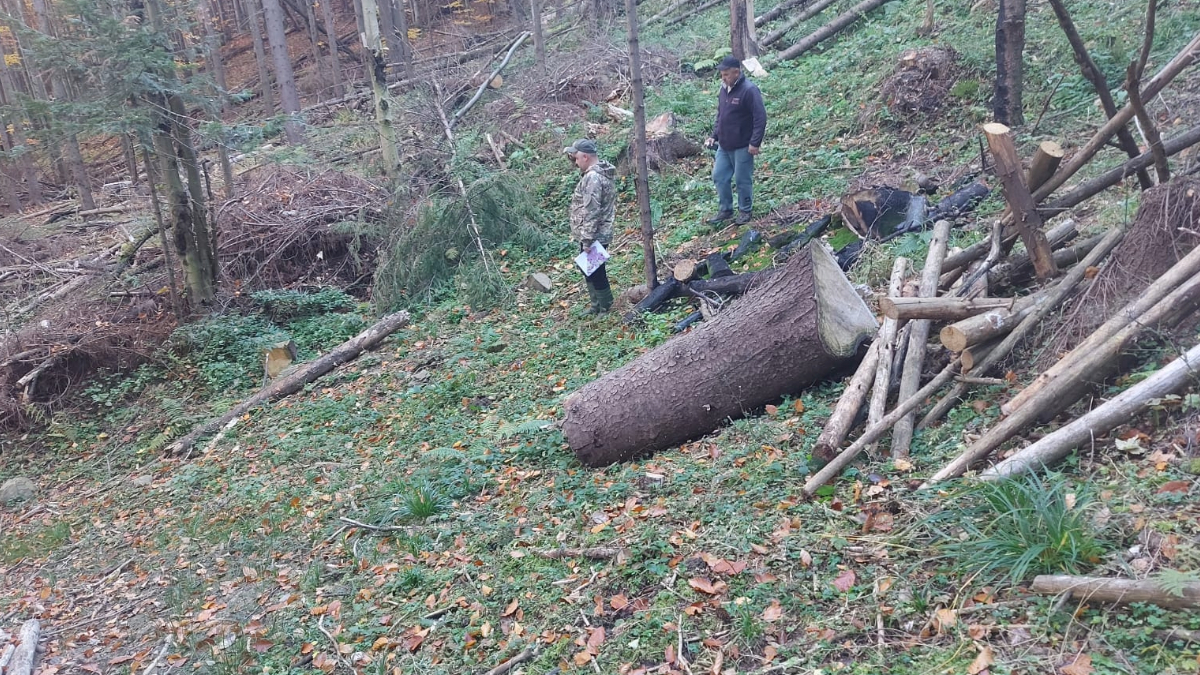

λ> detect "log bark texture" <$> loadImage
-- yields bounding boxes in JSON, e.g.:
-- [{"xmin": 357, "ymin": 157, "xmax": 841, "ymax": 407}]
[
  {"xmin": 1030, "ymin": 575, "xmax": 1200, "ymax": 611},
  {"xmin": 984, "ymin": 123, "xmax": 1056, "ymax": 278},
  {"xmin": 866, "ymin": 257, "xmax": 907, "ymax": 453},
  {"xmin": 880, "ymin": 296, "xmax": 1026, "ymax": 321},
  {"xmin": 564, "ymin": 244, "xmax": 877, "ymax": 466},
  {"xmin": 892, "ymin": 218, "xmax": 951, "ymax": 457},
  {"xmin": 984, "ymin": 341, "xmax": 1200, "ymax": 480},
  {"xmin": 773, "ymin": 0, "xmax": 895, "ymax": 61},
  {"xmin": 168, "ymin": 311, "xmax": 410, "ymax": 456},
  {"xmin": 939, "ymin": 293, "xmax": 1039, "ymax": 352},
  {"xmin": 759, "ymin": 0, "xmax": 837, "ymax": 48},
  {"xmin": 8, "ymin": 619, "xmax": 39, "ymax": 675},
  {"xmin": 812, "ymin": 340, "xmax": 881, "ymax": 464},
  {"xmin": 993, "ymin": 0, "xmax": 1026, "ymax": 125},
  {"xmin": 1026, "ymin": 141, "xmax": 1064, "ymax": 192}
]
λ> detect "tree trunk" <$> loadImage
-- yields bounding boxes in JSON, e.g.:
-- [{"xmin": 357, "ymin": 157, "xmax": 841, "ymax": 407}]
[
  {"xmin": 1046, "ymin": 0, "xmax": 1152, "ymax": 190},
  {"xmin": 984, "ymin": 341, "xmax": 1200, "ymax": 480},
  {"xmin": 377, "ymin": 0, "xmax": 404, "ymax": 76},
  {"xmin": 319, "ymin": 0, "xmax": 346, "ymax": 96},
  {"xmin": 730, "ymin": 0, "xmax": 757, "ymax": 59},
  {"xmin": 261, "ymin": 0, "xmax": 304, "ymax": 142},
  {"xmin": 891, "ymin": 218, "xmax": 951, "ymax": 458},
  {"xmin": 168, "ymin": 310, "xmax": 411, "ymax": 456},
  {"xmin": 755, "ymin": 0, "xmax": 808, "ymax": 26},
  {"xmin": 993, "ymin": 0, "xmax": 1025, "ymax": 125},
  {"xmin": 121, "ymin": 134, "xmax": 139, "ymax": 186},
  {"xmin": 1029, "ymin": 575, "xmax": 1200, "ymax": 611},
  {"xmin": 247, "ymin": 0, "xmax": 277, "ymax": 114},
  {"xmin": 0, "ymin": 41, "xmax": 40, "ymax": 205},
  {"xmin": 626, "ymin": 0, "xmax": 658, "ymax": 290},
  {"xmin": 939, "ymin": 293, "xmax": 1041, "ymax": 352},
  {"xmin": 197, "ymin": 0, "xmax": 236, "ymax": 198},
  {"xmin": 30, "ymin": 0, "xmax": 94, "ymax": 210},
  {"xmin": 865, "ymin": 256, "xmax": 906, "ymax": 454},
  {"xmin": 773, "ymin": 0, "xmax": 894, "ymax": 62},
  {"xmin": 531, "ymin": 0, "xmax": 547, "ymax": 77},
  {"xmin": 984, "ymin": 123, "xmax": 1055, "ymax": 278},
  {"xmin": 392, "ymin": 0, "xmax": 414, "ymax": 81},
  {"xmin": 305, "ymin": 0, "xmax": 325, "ymax": 99},
  {"xmin": 362, "ymin": 0, "xmax": 401, "ymax": 173},
  {"xmin": 564, "ymin": 243, "xmax": 877, "ymax": 466}
]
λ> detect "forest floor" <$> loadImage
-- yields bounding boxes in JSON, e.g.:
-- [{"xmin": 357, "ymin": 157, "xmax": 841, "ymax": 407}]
[{"xmin": 3, "ymin": 1, "xmax": 1200, "ymax": 674}]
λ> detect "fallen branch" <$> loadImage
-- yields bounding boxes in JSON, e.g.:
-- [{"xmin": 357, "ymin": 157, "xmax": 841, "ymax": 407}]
[
  {"xmin": 644, "ymin": 0, "xmax": 697, "ymax": 25},
  {"xmin": 802, "ymin": 358, "xmax": 961, "ymax": 497},
  {"xmin": 881, "ymin": 296, "xmax": 1026, "ymax": 321},
  {"xmin": 984, "ymin": 123, "xmax": 1056, "ymax": 278},
  {"xmin": 167, "ymin": 311, "xmax": 410, "ymax": 456},
  {"xmin": 483, "ymin": 644, "xmax": 540, "ymax": 675},
  {"xmin": 538, "ymin": 547, "xmax": 626, "ymax": 560},
  {"xmin": 338, "ymin": 516, "xmax": 421, "ymax": 533},
  {"xmin": 983, "ymin": 341, "xmax": 1200, "ymax": 480},
  {"xmin": 1030, "ymin": 574, "xmax": 1200, "ymax": 611},
  {"xmin": 772, "ymin": 0, "xmax": 897, "ymax": 62},
  {"xmin": 665, "ymin": 0, "xmax": 724, "ymax": 26},
  {"xmin": 926, "ymin": 263, "xmax": 1200, "ymax": 485},
  {"xmin": 756, "ymin": 0, "xmax": 812, "ymax": 26},
  {"xmin": 451, "ymin": 32, "xmax": 531, "ymax": 128},
  {"xmin": 812, "ymin": 340, "xmax": 881, "ymax": 463}
]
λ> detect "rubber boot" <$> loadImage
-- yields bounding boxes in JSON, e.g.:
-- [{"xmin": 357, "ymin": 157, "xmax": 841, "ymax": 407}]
[
  {"xmin": 594, "ymin": 287, "xmax": 614, "ymax": 314},
  {"xmin": 584, "ymin": 284, "xmax": 603, "ymax": 315}
]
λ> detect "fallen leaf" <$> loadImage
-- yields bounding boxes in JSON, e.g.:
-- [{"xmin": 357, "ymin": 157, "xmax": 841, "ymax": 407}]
[
  {"xmin": 252, "ymin": 638, "xmax": 273, "ymax": 654},
  {"xmin": 1157, "ymin": 480, "xmax": 1189, "ymax": 494},
  {"xmin": 762, "ymin": 600, "xmax": 783, "ymax": 622},
  {"xmin": 754, "ymin": 572, "xmax": 779, "ymax": 584},
  {"xmin": 502, "ymin": 598, "xmax": 519, "ymax": 617},
  {"xmin": 573, "ymin": 651, "xmax": 594, "ymax": 666},
  {"xmin": 1060, "ymin": 653, "xmax": 1093, "ymax": 675},
  {"xmin": 587, "ymin": 626, "xmax": 606, "ymax": 650},
  {"xmin": 610, "ymin": 594, "xmax": 629, "ymax": 610},
  {"xmin": 876, "ymin": 577, "xmax": 893, "ymax": 594},
  {"xmin": 765, "ymin": 405, "xmax": 778, "ymax": 416},
  {"xmin": 794, "ymin": 400, "xmax": 805, "ymax": 413},
  {"xmin": 108, "ymin": 655, "xmax": 136, "ymax": 666},
  {"xmin": 967, "ymin": 645, "xmax": 995, "ymax": 674},
  {"xmin": 832, "ymin": 569, "xmax": 856, "ymax": 592},
  {"xmin": 481, "ymin": 622, "xmax": 492, "ymax": 638},
  {"xmin": 934, "ymin": 607, "xmax": 957, "ymax": 631},
  {"xmin": 688, "ymin": 577, "xmax": 723, "ymax": 595},
  {"xmin": 301, "ymin": 643, "xmax": 315, "ymax": 655},
  {"xmin": 763, "ymin": 644, "xmax": 777, "ymax": 663},
  {"xmin": 799, "ymin": 550, "xmax": 813, "ymax": 567},
  {"xmin": 894, "ymin": 458, "xmax": 914, "ymax": 472}
]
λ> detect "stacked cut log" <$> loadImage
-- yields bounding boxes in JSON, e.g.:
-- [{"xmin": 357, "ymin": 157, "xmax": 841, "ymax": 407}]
[{"xmin": 800, "ymin": 107, "xmax": 1200, "ymax": 496}]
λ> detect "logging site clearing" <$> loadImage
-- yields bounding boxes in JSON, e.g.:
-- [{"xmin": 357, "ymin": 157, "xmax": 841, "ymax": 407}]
[{"xmin": 3, "ymin": 0, "xmax": 1200, "ymax": 673}]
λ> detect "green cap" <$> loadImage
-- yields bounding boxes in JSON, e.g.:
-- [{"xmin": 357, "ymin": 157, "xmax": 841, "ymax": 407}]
[{"xmin": 563, "ymin": 138, "xmax": 599, "ymax": 156}]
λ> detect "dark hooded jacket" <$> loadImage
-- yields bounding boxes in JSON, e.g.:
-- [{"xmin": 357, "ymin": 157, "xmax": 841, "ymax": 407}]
[{"xmin": 711, "ymin": 75, "xmax": 767, "ymax": 152}]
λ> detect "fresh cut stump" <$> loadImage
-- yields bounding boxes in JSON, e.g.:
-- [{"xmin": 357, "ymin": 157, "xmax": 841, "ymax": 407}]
[{"xmin": 563, "ymin": 243, "xmax": 877, "ymax": 467}]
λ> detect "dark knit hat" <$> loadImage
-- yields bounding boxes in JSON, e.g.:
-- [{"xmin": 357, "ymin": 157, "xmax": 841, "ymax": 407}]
[{"xmin": 718, "ymin": 56, "xmax": 742, "ymax": 71}]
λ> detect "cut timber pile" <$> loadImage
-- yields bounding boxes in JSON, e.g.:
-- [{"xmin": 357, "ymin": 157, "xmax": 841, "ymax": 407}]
[{"xmin": 563, "ymin": 243, "xmax": 876, "ymax": 466}]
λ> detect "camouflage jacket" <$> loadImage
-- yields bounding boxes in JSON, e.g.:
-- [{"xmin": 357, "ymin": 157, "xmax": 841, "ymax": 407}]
[{"xmin": 569, "ymin": 160, "xmax": 616, "ymax": 246}]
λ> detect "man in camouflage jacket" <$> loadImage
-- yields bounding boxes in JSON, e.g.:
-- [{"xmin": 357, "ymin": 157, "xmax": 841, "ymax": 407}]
[{"xmin": 564, "ymin": 138, "xmax": 617, "ymax": 314}]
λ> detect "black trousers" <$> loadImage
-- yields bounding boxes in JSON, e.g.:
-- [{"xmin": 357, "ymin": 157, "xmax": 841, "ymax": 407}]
[{"xmin": 584, "ymin": 263, "xmax": 610, "ymax": 292}]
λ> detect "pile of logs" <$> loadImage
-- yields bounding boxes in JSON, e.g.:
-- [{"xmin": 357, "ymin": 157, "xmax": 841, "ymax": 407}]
[
  {"xmin": 802, "ymin": 116, "xmax": 1200, "ymax": 497},
  {"xmin": 0, "ymin": 620, "xmax": 41, "ymax": 675}
]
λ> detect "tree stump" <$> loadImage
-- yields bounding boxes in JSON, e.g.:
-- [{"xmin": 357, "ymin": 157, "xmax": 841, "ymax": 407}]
[{"xmin": 563, "ymin": 243, "xmax": 877, "ymax": 466}]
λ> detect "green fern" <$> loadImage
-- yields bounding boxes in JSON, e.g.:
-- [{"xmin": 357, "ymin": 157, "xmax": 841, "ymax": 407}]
[{"xmin": 1153, "ymin": 569, "xmax": 1200, "ymax": 598}]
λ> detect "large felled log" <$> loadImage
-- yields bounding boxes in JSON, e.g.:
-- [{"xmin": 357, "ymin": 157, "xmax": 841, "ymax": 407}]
[
  {"xmin": 1030, "ymin": 575, "xmax": 1200, "ymax": 611},
  {"xmin": 778, "ymin": 215, "xmax": 832, "ymax": 259},
  {"xmin": 892, "ymin": 218, "xmax": 952, "ymax": 457},
  {"xmin": 866, "ymin": 257, "xmax": 908, "ymax": 454},
  {"xmin": 759, "ymin": 0, "xmax": 837, "ymax": 47},
  {"xmin": 564, "ymin": 244, "xmax": 877, "ymax": 466},
  {"xmin": 8, "ymin": 619, "xmax": 40, "ymax": 675},
  {"xmin": 990, "ymin": 231, "xmax": 1102, "ymax": 291},
  {"xmin": 984, "ymin": 123, "xmax": 1056, "ymax": 278},
  {"xmin": 756, "ymin": 0, "xmax": 811, "ymax": 26},
  {"xmin": 167, "ymin": 311, "xmax": 411, "ymax": 456},
  {"xmin": 928, "ymin": 182, "xmax": 990, "ymax": 223},
  {"xmin": 984, "ymin": 341, "xmax": 1200, "ymax": 480}
]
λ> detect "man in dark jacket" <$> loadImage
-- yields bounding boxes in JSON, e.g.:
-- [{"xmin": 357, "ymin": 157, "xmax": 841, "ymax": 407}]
[{"xmin": 706, "ymin": 56, "xmax": 767, "ymax": 226}]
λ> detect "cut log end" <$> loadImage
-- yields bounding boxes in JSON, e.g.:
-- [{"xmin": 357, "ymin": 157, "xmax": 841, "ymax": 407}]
[
  {"xmin": 813, "ymin": 243, "xmax": 879, "ymax": 357},
  {"xmin": 982, "ymin": 122, "xmax": 1011, "ymax": 136}
]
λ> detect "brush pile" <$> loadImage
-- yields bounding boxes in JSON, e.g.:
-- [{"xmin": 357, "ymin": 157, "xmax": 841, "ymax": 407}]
[{"xmin": 215, "ymin": 166, "xmax": 388, "ymax": 292}]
